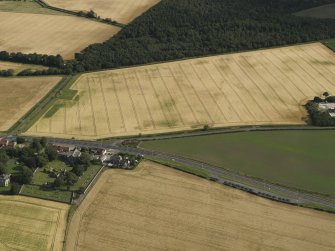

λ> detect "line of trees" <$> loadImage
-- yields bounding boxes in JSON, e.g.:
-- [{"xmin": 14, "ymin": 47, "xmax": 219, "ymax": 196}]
[
  {"xmin": 0, "ymin": 51, "xmax": 64, "ymax": 68},
  {"xmin": 2, "ymin": 0, "xmax": 335, "ymax": 75},
  {"xmin": 0, "ymin": 69, "xmax": 14, "ymax": 77},
  {"xmin": 69, "ymin": 0, "xmax": 335, "ymax": 71}
]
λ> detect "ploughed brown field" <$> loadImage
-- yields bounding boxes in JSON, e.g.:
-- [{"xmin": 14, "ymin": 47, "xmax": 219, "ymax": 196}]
[
  {"xmin": 44, "ymin": 0, "xmax": 160, "ymax": 24},
  {"xmin": 65, "ymin": 161, "xmax": 335, "ymax": 251},
  {"xmin": 0, "ymin": 11, "xmax": 120, "ymax": 59},
  {"xmin": 0, "ymin": 196, "xmax": 69, "ymax": 251},
  {"xmin": 26, "ymin": 43, "xmax": 335, "ymax": 139},
  {"xmin": 0, "ymin": 76, "xmax": 61, "ymax": 131}
]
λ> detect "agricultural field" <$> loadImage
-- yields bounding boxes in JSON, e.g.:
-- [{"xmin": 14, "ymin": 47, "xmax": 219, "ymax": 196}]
[
  {"xmin": 26, "ymin": 43, "xmax": 335, "ymax": 139},
  {"xmin": 0, "ymin": 0, "xmax": 64, "ymax": 15},
  {"xmin": 296, "ymin": 3, "xmax": 335, "ymax": 19},
  {"xmin": 65, "ymin": 161, "xmax": 335, "ymax": 251},
  {"xmin": 0, "ymin": 12, "xmax": 120, "ymax": 59},
  {"xmin": 0, "ymin": 76, "xmax": 61, "ymax": 132},
  {"xmin": 44, "ymin": 0, "xmax": 160, "ymax": 23},
  {"xmin": 141, "ymin": 130, "xmax": 335, "ymax": 198},
  {"xmin": 0, "ymin": 61, "xmax": 47, "ymax": 75},
  {"xmin": 0, "ymin": 195, "xmax": 69, "ymax": 251}
]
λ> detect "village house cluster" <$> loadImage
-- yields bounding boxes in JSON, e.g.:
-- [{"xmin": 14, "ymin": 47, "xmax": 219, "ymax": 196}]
[
  {"xmin": 49, "ymin": 143, "xmax": 142, "ymax": 169},
  {"xmin": 0, "ymin": 137, "xmax": 19, "ymax": 187}
]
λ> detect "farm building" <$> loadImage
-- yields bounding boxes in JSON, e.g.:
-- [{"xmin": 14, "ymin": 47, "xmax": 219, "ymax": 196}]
[
  {"xmin": 318, "ymin": 102, "xmax": 335, "ymax": 117},
  {"xmin": 50, "ymin": 144, "xmax": 76, "ymax": 152},
  {"xmin": 0, "ymin": 174, "xmax": 10, "ymax": 187}
]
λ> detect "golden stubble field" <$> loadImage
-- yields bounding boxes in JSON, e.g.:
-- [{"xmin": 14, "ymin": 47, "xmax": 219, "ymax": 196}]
[
  {"xmin": 44, "ymin": 0, "xmax": 160, "ymax": 24},
  {"xmin": 0, "ymin": 196, "xmax": 69, "ymax": 251},
  {"xmin": 65, "ymin": 161, "xmax": 335, "ymax": 251},
  {"xmin": 0, "ymin": 12, "xmax": 120, "ymax": 59},
  {"xmin": 0, "ymin": 76, "xmax": 61, "ymax": 131},
  {"xmin": 26, "ymin": 43, "xmax": 335, "ymax": 139}
]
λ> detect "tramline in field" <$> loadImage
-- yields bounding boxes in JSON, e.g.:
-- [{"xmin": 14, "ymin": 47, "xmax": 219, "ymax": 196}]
[
  {"xmin": 0, "ymin": 196, "xmax": 68, "ymax": 251},
  {"xmin": 26, "ymin": 43, "xmax": 335, "ymax": 139}
]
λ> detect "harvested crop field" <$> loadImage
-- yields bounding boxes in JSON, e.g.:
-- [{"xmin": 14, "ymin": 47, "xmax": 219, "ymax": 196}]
[
  {"xmin": 0, "ymin": 12, "xmax": 120, "ymax": 59},
  {"xmin": 0, "ymin": 76, "xmax": 61, "ymax": 131},
  {"xmin": 26, "ymin": 43, "xmax": 335, "ymax": 139},
  {"xmin": 44, "ymin": 0, "xmax": 160, "ymax": 24},
  {"xmin": 0, "ymin": 195, "xmax": 69, "ymax": 251},
  {"xmin": 65, "ymin": 161, "xmax": 335, "ymax": 251}
]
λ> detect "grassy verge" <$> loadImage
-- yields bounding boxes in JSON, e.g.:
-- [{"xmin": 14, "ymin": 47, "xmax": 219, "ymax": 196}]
[
  {"xmin": 44, "ymin": 103, "xmax": 65, "ymax": 118},
  {"xmin": 145, "ymin": 156, "xmax": 210, "ymax": 179},
  {"xmin": 13, "ymin": 74, "xmax": 79, "ymax": 134},
  {"xmin": 20, "ymin": 184, "xmax": 72, "ymax": 203},
  {"xmin": 301, "ymin": 203, "xmax": 335, "ymax": 214},
  {"xmin": 323, "ymin": 38, "xmax": 335, "ymax": 52},
  {"xmin": 71, "ymin": 165, "xmax": 101, "ymax": 191}
]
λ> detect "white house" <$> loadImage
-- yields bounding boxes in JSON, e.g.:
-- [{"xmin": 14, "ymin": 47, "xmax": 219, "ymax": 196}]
[{"xmin": 0, "ymin": 174, "xmax": 10, "ymax": 187}]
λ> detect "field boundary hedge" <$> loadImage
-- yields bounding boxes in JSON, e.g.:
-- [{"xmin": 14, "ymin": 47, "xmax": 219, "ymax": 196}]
[{"xmin": 34, "ymin": 0, "xmax": 125, "ymax": 27}]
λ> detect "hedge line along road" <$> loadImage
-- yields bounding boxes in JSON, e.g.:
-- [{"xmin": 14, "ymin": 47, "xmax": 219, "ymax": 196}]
[{"xmin": 40, "ymin": 136, "xmax": 335, "ymax": 211}]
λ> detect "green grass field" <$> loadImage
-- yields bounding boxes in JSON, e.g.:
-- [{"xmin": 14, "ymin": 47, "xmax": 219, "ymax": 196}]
[
  {"xmin": 0, "ymin": 0, "xmax": 66, "ymax": 15},
  {"xmin": 324, "ymin": 38, "xmax": 335, "ymax": 52},
  {"xmin": 141, "ymin": 130, "xmax": 335, "ymax": 197},
  {"xmin": 295, "ymin": 3, "xmax": 335, "ymax": 19}
]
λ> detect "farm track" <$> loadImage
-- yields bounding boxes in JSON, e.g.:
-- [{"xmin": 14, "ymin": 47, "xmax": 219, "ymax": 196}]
[{"xmin": 25, "ymin": 43, "xmax": 335, "ymax": 139}]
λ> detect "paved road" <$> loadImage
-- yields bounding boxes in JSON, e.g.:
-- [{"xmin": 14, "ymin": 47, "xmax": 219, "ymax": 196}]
[{"xmin": 43, "ymin": 137, "xmax": 335, "ymax": 210}]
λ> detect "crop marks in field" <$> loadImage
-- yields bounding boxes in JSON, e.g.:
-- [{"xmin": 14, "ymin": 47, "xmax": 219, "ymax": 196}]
[
  {"xmin": 65, "ymin": 161, "xmax": 335, "ymax": 251},
  {"xmin": 0, "ymin": 196, "xmax": 68, "ymax": 251},
  {"xmin": 44, "ymin": 0, "xmax": 160, "ymax": 24},
  {"xmin": 0, "ymin": 76, "xmax": 61, "ymax": 132},
  {"xmin": 0, "ymin": 12, "xmax": 120, "ymax": 59},
  {"xmin": 26, "ymin": 43, "xmax": 335, "ymax": 139}
]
